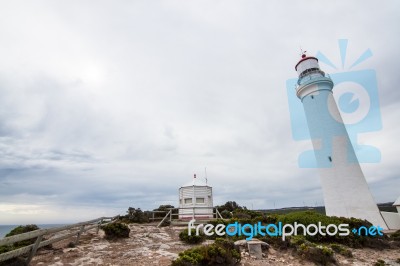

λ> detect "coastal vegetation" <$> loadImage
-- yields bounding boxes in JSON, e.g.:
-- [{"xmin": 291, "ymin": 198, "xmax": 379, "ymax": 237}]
[
  {"xmin": 101, "ymin": 222, "xmax": 130, "ymax": 240},
  {"xmin": 0, "ymin": 224, "xmax": 41, "ymax": 266},
  {"xmin": 179, "ymin": 228, "xmax": 205, "ymax": 244},
  {"xmin": 172, "ymin": 238, "xmax": 240, "ymax": 266}
]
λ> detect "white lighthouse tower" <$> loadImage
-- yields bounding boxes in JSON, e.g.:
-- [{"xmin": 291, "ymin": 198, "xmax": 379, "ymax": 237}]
[{"xmin": 294, "ymin": 53, "xmax": 387, "ymax": 228}]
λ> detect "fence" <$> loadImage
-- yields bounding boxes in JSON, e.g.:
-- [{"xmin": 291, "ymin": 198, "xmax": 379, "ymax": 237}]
[
  {"xmin": 157, "ymin": 207, "xmax": 223, "ymax": 227},
  {"xmin": 0, "ymin": 215, "xmax": 119, "ymax": 265}
]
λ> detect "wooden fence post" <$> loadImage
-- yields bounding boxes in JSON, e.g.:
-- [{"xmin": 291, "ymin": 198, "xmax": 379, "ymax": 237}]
[
  {"xmin": 75, "ymin": 225, "xmax": 85, "ymax": 245},
  {"xmin": 97, "ymin": 219, "xmax": 103, "ymax": 234},
  {"xmin": 26, "ymin": 235, "xmax": 43, "ymax": 265},
  {"xmin": 157, "ymin": 210, "xmax": 171, "ymax": 227}
]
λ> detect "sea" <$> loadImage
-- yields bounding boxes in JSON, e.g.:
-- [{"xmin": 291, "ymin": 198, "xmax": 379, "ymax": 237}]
[{"xmin": 0, "ymin": 224, "xmax": 67, "ymax": 238}]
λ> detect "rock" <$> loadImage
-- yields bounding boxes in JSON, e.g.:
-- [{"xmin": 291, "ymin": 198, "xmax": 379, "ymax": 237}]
[
  {"xmin": 234, "ymin": 239, "xmax": 247, "ymax": 247},
  {"xmin": 63, "ymin": 248, "xmax": 79, "ymax": 253},
  {"xmin": 159, "ymin": 243, "xmax": 170, "ymax": 249},
  {"xmin": 248, "ymin": 239, "xmax": 270, "ymax": 251},
  {"xmin": 247, "ymin": 242, "xmax": 262, "ymax": 259},
  {"xmin": 269, "ymin": 247, "xmax": 276, "ymax": 254}
]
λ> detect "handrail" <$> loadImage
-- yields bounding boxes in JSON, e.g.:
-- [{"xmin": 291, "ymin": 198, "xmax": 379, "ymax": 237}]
[
  {"xmin": 157, "ymin": 210, "xmax": 172, "ymax": 227},
  {"xmin": 156, "ymin": 207, "xmax": 225, "ymax": 227},
  {"xmin": 0, "ymin": 215, "xmax": 119, "ymax": 264}
]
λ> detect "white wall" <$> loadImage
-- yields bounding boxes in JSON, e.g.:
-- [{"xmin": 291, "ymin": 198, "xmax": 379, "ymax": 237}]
[{"xmin": 381, "ymin": 211, "xmax": 400, "ymax": 230}]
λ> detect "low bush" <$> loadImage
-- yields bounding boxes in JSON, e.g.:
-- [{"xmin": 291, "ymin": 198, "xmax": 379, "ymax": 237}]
[
  {"xmin": 172, "ymin": 238, "xmax": 240, "ymax": 266},
  {"xmin": 124, "ymin": 207, "xmax": 150, "ymax": 223},
  {"xmin": 152, "ymin": 204, "xmax": 174, "ymax": 217},
  {"xmin": 0, "ymin": 224, "xmax": 41, "ymax": 266},
  {"xmin": 252, "ymin": 214, "xmax": 279, "ymax": 225},
  {"xmin": 179, "ymin": 228, "xmax": 205, "ymax": 244},
  {"xmin": 297, "ymin": 241, "xmax": 336, "ymax": 266},
  {"xmin": 259, "ymin": 235, "xmax": 292, "ymax": 250},
  {"xmin": 276, "ymin": 211, "xmax": 384, "ymax": 247},
  {"xmin": 233, "ymin": 209, "xmax": 261, "ymax": 219},
  {"xmin": 220, "ymin": 209, "xmax": 231, "ymax": 219},
  {"xmin": 329, "ymin": 243, "xmax": 353, "ymax": 257},
  {"xmin": 159, "ymin": 220, "xmax": 171, "ymax": 227},
  {"xmin": 0, "ymin": 224, "xmax": 41, "ymax": 255},
  {"xmin": 101, "ymin": 222, "xmax": 130, "ymax": 240},
  {"xmin": 374, "ymin": 259, "xmax": 386, "ymax": 266},
  {"xmin": 5, "ymin": 225, "xmax": 40, "ymax": 249},
  {"xmin": 391, "ymin": 230, "xmax": 400, "ymax": 241}
]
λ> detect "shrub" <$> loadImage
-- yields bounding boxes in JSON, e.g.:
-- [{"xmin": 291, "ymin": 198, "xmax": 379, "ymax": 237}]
[
  {"xmin": 374, "ymin": 259, "xmax": 386, "ymax": 266},
  {"xmin": 297, "ymin": 242, "xmax": 336, "ymax": 266},
  {"xmin": 0, "ymin": 224, "xmax": 41, "ymax": 266},
  {"xmin": 276, "ymin": 211, "xmax": 385, "ymax": 248},
  {"xmin": 125, "ymin": 207, "xmax": 150, "ymax": 223},
  {"xmin": 233, "ymin": 209, "xmax": 261, "ymax": 219},
  {"xmin": 391, "ymin": 230, "xmax": 400, "ymax": 241},
  {"xmin": 179, "ymin": 228, "xmax": 205, "ymax": 244},
  {"xmin": 252, "ymin": 214, "xmax": 278, "ymax": 225},
  {"xmin": 232, "ymin": 212, "xmax": 251, "ymax": 220},
  {"xmin": 0, "ymin": 224, "xmax": 41, "ymax": 254},
  {"xmin": 259, "ymin": 235, "xmax": 292, "ymax": 250},
  {"xmin": 329, "ymin": 243, "xmax": 353, "ymax": 257},
  {"xmin": 172, "ymin": 238, "xmax": 240, "ymax": 266},
  {"xmin": 0, "ymin": 257, "xmax": 26, "ymax": 266},
  {"xmin": 6, "ymin": 224, "xmax": 39, "ymax": 237},
  {"xmin": 101, "ymin": 222, "xmax": 130, "ymax": 240},
  {"xmin": 153, "ymin": 205, "xmax": 177, "ymax": 219},
  {"xmin": 159, "ymin": 220, "xmax": 171, "ymax": 227},
  {"xmin": 205, "ymin": 219, "xmax": 230, "ymax": 240},
  {"xmin": 220, "ymin": 210, "xmax": 231, "ymax": 219},
  {"xmin": 216, "ymin": 201, "xmax": 243, "ymax": 213},
  {"xmin": 6, "ymin": 225, "xmax": 40, "ymax": 249}
]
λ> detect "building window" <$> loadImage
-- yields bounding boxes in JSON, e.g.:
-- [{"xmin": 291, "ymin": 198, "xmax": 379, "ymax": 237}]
[
  {"xmin": 184, "ymin": 198, "xmax": 192, "ymax": 204},
  {"xmin": 196, "ymin": 197, "xmax": 205, "ymax": 204}
]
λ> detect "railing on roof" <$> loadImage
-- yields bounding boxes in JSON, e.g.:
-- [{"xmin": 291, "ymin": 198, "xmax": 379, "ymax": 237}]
[
  {"xmin": 297, "ymin": 70, "xmax": 329, "ymax": 85},
  {"xmin": 0, "ymin": 215, "xmax": 119, "ymax": 265}
]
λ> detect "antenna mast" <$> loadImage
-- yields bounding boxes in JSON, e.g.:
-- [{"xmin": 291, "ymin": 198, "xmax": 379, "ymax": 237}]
[{"xmin": 204, "ymin": 167, "xmax": 208, "ymax": 185}]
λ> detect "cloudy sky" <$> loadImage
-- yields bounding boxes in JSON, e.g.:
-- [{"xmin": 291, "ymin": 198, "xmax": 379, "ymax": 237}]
[{"xmin": 0, "ymin": 1, "xmax": 399, "ymax": 224}]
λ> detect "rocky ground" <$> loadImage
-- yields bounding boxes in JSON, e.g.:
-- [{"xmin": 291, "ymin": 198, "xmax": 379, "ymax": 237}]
[{"xmin": 29, "ymin": 223, "xmax": 400, "ymax": 266}]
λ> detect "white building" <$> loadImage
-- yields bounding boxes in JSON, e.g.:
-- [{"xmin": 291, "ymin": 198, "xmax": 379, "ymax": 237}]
[
  {"xmin": 294, "ymin": 54, "xmax": 388, "ymax": 229},
  {"xmin": 381, "ymin": 196, "xmax": 400, "ymax": 230},
  {"xmin": 394, "ymin": 196, "xmax": 400, "ymax": 213},
  {"xmin": 178, "ymin": 175, "xmax": 213, "ymax": 220}
]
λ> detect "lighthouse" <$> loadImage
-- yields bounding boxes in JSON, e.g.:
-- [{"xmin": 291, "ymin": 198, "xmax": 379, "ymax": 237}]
[{"xmin": 294, "ymin": 53, "xmax": 387, "ymax": 228}]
